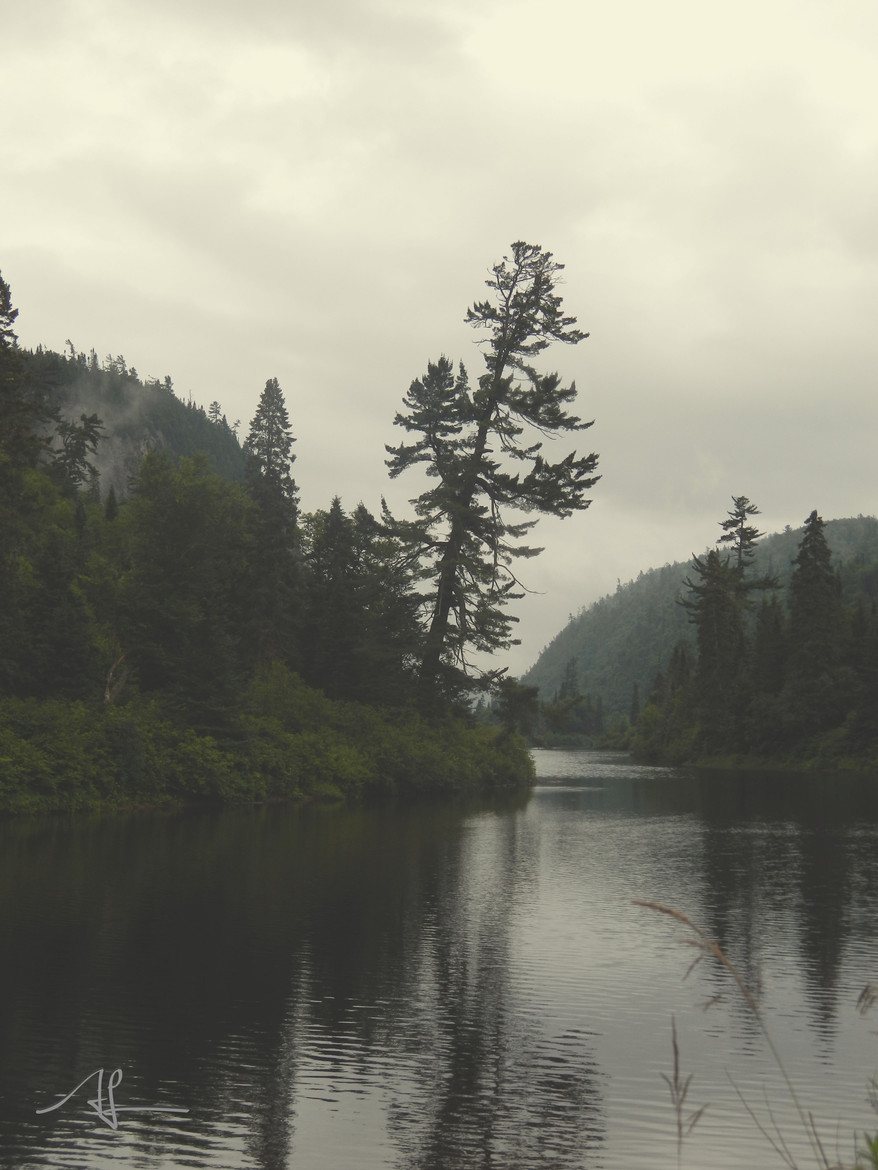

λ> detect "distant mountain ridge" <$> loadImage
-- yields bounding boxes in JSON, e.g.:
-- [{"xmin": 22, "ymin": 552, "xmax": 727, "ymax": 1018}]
[{"xmin": 522, "ymin": 514, "xmax": 878, "ymax": 722}]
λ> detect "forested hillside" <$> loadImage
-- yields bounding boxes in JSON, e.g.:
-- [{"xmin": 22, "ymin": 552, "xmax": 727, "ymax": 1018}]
[
  {"xmin": 25, "ymin": 343, "xmax": 246, "ymax": 493},
  {"xmin": 525, "ymin": 512, "xmax": 878, "ymax": 732},
  {"xmin": 524, "ymin": 562, "xmax": 692, "ymax": 723},
  {"xmin": 0, "ymin": 244, "xmax": 595, "ymax": 811}
]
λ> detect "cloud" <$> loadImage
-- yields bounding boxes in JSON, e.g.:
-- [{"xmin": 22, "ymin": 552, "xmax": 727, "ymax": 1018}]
[{"xmin": 4, "ymin": 0, "xmax": 878, "ymax": 674}]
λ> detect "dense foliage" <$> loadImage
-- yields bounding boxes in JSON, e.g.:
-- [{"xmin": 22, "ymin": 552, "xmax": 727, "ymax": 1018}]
[
  {"xmin": 526, "ymin": 509, "xmax": 878, "ymax": 753},
  {"xmin": 631, "ymin": 502, "xmax": 878, "ymax": 767},
  {"xmin": 0, "ymin": 267, "xmax": 541, "ymax": 813}
]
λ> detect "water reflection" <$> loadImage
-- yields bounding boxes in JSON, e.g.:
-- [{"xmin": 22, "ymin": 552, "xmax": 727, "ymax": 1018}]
[
  {"xmin": 0, "ymin": 795, "xmax": 605, "ymax": 1169},
  {"xmin": 1, "ymin": 755, "xmax": 877, "ymax": 1168}
]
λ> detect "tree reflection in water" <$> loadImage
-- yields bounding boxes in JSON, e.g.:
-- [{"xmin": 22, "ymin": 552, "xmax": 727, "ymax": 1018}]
[{"xmin": 3, "ymin": 759, "xmax": 878, "ymax": 1169}]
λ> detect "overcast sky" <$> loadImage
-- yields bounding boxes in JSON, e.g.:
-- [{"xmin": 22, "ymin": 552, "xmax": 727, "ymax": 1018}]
[{"xmin": 5, "ymin": 0, "xmax": 878, "ymax": 675}]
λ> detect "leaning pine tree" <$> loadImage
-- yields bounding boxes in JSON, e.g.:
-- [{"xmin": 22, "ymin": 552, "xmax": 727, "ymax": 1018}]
[{"xmin": 385, "ymin": 241, "xmax": 600, "ymax": 700}]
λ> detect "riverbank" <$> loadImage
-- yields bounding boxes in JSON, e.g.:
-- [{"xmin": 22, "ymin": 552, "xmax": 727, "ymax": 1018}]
[
  {"xmin": 0, "ymin": 666, "xmax": 534, "ymax": 815},
  {"xmin": 533, "ymin": 723, "xmax": 878, "ymax": 775}
]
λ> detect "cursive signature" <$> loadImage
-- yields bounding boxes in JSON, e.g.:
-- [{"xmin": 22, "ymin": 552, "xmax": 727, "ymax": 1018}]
[{"xmin": 36, "ymin": 1067, "xmax": 189, "ymax": 1131}]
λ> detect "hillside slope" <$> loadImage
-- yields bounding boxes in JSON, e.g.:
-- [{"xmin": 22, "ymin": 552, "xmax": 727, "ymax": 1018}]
[
  {"xmin": 523, "ymin": 515, "xmax": 878, "ymax": 723},
  {"xmin": 24, "ymin": 346, "xmax": 246, "ymax": 495}
]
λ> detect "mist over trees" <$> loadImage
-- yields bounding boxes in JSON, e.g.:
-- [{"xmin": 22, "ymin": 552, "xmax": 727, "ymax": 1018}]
[
  {"xmin": 10, "ymin": 240, "xmax": 872, "ymax": 790},
  {"xmin": 0, "ymin": 245, "xmax": 598, "ymax": 810},
  {"xmin": 23, "ymin": 341, "xmax": 247, "ymax": 491}
]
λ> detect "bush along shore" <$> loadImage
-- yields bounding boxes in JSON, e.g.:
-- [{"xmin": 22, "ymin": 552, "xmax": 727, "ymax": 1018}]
[{"xmin": 0, "ymin": 665, "xmax": 534, "ymax": 815}]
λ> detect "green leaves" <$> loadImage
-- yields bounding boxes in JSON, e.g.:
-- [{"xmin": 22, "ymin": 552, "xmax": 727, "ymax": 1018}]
[
  {"xmin": 300, "ymin": 498, "xmax": 420, "ymax": 705},
  {"xmin": 123, "ymin": 452, "xmax": 255, "ymax": 724},
  {"xmin": 0, "ymin": 268, "xmax": 543, "ymax": 807}
]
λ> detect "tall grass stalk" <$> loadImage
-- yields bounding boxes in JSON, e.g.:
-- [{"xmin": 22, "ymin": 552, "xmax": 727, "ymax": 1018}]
[
  {"xmin": 632, "ymin": 898, "xmax": 827, "ymax": 1168},
  {"xmin": 662, "ymin": 1013, "xmax": 708, "ymax": 1169}
]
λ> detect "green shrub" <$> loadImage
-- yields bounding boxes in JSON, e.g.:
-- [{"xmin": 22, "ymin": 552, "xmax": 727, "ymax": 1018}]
[{"xmin": 0, "ymin": 664, "xmax": 536, "ymax": 813}]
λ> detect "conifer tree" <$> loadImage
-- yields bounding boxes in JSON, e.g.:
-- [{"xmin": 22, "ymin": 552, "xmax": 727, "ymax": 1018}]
[
  {"xmin": 0, "ymin": 271, "xmax": 17, "ymax": 348},
  {"xmin": 244, "ymin": 377, "xmax": 300, "ymax": 666},
  {"xmin": 719, "ymin": 496, "xmax": 779, "ymax": 600},
  {"xmin": 681, "ymin": 548, "xmax": 745, "ymax": 704},
  {"xmin": 124, "ymin": 452, "xmax": 254, "ymax": 724},
  {"xmin": 750, "ymin": 595, "xmax": 787, "ymax": 695},
  {"xmin": 245, "ymin": 377, "xmax": 298, "ymax": 525},
  {"xmin": 51, "ymin": 412, "xmax": 104, "ymax": 494},
  {"xmin": 104, "ymin": 484, "xmax": 119, "ymax": 521},
  {"xmin": 718, "ymin": 495, "xmax": 764, "ymax": 572},
  {"xmin": 0, "ymin": 270, "xmax": 24, "ymax": 470},
  {"xmin": 788, "ymin": 510, "xmax": 842, "ymax": 677},
  {"xmin": 386, "ymin": 242, "xmax": 599, "ymax": 699},
  {"xmin": 0, "ymin": 273, "xmax": 59, "ymax": 695},
  {"xmin": 0, "ymin": 271, "xmax": 50, "ymax": 475},
  {"xmin": 301, "ymin": 498, "xmax": 419, "ymax": 704},
  {"xmin": 680, "ymin": 496, "xmax": 776, "ymax": 746},
  {"xmin": 557, "ymin": 657, "xmax": 580, "ymax": 702}
]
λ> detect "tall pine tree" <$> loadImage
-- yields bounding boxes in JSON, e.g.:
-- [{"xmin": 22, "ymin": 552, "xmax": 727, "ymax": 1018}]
[
  {"xmin": 788, "ymin": 510, "xmax": 842, "ymax": 678},
  {"xmin": 386, "ymin": 242, "xmax": 599, "ymax": 700},
  {"xmin": 718, "ymin": 495, "xmax": 763, "ymax": 572},
  {"xmin": 301, "ymin": 498, "xmax": 420, "ymax": 704},
  {"xmin": 681, "ymin": 547, "xmax": 745, "ymax": 742},
  {"xmin": 244, "ymin": 377, "xmax": 298, "ymax": 525},
  {"xmin": 0, "ymin": 271, "xmax": 46, "ymax": 476},
  {"xmin": 680, "ymin": 497, "xmax": 773, "ymax": 748},
  {"xmin": 244, "ymin": 378, "xmax": 300, "ymax": 667},
  {"xmin": 0, "ymin": 272, "xmax": 64, "ymax": 695}
]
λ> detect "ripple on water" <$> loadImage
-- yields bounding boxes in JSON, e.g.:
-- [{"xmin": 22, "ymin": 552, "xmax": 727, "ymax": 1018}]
[{"xmin": 4, "ymin": 752, "xmax": 878, "ymax": 1169}]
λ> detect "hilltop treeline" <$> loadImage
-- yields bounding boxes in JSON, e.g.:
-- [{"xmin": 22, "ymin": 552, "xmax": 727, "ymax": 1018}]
[
  {"xmin": 529, "ymin": 497, "xmax": 878, "ymax": 765},
  {"xmin": 0, "ymin": 272, "xmax": 536, "ymax": 813},
  {"xmin": 526, "ymin": 512, "xmax": 878, "ymax": 727},
  {"xmin": 524, "ymin": 564, "xmax": 692, "ymax": 731},
  {"xmin": 631, "ymin": 499, "xmax": 878, "ymax": 767}
]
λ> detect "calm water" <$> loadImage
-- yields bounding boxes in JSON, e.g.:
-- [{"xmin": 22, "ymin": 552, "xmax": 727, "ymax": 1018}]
[{"xmin": 3, "ymin": 751, "xmax": 878, "ymax": 1169}]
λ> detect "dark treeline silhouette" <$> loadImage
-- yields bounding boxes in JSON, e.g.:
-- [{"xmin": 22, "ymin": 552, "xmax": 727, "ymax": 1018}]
[
  {"xmin": 631, "ymin": 497, "xmax": 878, "ymax": 766},
  {"xmin": 0, "ymin": 247, "xmax": 597, "ymax": 810},
  {"xmin": 532, "ymin": 656, "xmax": 606, "ymax": 746}
]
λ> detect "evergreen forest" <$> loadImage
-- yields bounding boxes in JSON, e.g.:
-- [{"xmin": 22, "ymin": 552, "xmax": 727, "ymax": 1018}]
[
  {"xmin": 0, "ymin": 244, "xmax": 599, "ymax": 812},
  {"xmin": 528, "ymin": 499, "xmax": 878, "ymax": 768}
]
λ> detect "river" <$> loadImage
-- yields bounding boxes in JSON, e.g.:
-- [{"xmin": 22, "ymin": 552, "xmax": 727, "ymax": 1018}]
[{"xmin": 2, "ymin": 750, "xmax": 878, "ymax": 1169}]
